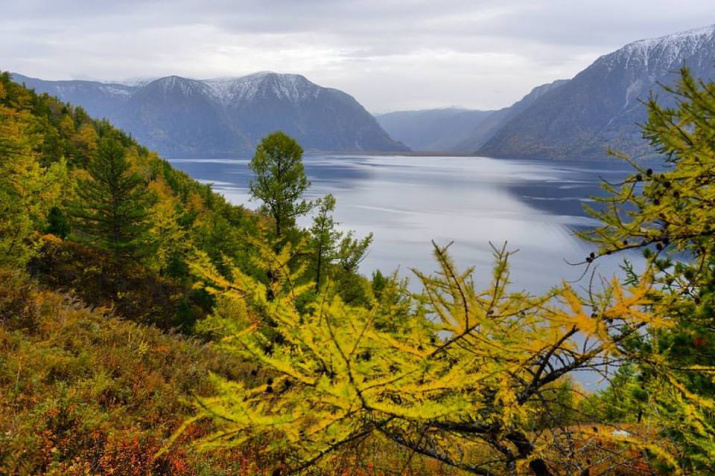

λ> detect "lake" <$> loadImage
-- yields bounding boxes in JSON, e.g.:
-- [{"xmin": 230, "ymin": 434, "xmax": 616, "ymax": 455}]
[{"xmin": 169, "ymin": 154, "xmax": 651, "ymax": 295}]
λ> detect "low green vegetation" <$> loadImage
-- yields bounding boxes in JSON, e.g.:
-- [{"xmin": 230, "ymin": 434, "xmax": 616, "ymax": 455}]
[{"xmin": 0, "ymin": 69, "xmax": 714, "ymax": 475}]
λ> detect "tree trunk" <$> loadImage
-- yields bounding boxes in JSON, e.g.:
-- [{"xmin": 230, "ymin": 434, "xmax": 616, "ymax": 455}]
[{"xmin": 315, "ymin": 243, "xmax": 323, "ymax": 293}]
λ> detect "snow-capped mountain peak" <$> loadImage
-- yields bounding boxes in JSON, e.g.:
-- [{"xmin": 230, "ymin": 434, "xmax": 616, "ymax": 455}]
[
  {"xmin": 147, "ymin": 76, "xmax": 210, "ymax": 97},
  {"xmin": 476, "ymin": 23, "xmax": 715, "ymax": 161},
  {"xmin": 628, "ymin": 24, "xmax": 715, "ymax": 50},
  {"xmin": 204, "ymin": 72, "xmax": 320, "ymax": 106},
  {"xmin": 605, "ymin": 24, "xmax": 715, "ymax": 71}
]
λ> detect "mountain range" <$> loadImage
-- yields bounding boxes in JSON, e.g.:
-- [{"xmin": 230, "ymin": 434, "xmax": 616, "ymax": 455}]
[
  {"xmin": 11, "ymin": 72, "xmax": 408, "ymax": 158},
  {"xmin": 378, "ymin": 24, "xmax": 715, "ymax": 159},
  {"xmin": 12, "ymin": 24, "xmax": 715, "ymax": 161}
]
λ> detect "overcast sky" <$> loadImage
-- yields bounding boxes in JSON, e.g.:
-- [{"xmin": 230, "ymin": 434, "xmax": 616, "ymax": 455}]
[{"xmin": 2, "ymin": 1, "xmax": 714, "ymax": 112}]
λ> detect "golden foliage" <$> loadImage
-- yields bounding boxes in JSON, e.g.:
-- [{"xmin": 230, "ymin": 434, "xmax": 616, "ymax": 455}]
[{"xmin": 185, "ymin": 240, "xmax": 665, "ymax": 474}]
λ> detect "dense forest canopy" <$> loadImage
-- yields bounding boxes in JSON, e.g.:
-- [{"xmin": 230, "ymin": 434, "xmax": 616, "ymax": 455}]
[{"xmin": 0, "ymin": 69, "xmax": 714, "ymax": 475}]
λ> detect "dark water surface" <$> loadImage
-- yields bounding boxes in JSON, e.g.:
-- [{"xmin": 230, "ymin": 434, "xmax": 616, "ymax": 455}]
[{"xmin": 170, "ymin": 154, "xmax": 656, "ymax": 295}]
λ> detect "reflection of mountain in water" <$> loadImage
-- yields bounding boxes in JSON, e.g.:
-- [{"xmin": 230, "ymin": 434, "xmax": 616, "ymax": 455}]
[{"xmin": 506, "ymin": 159, "xmax": 662, "ymax": 219}]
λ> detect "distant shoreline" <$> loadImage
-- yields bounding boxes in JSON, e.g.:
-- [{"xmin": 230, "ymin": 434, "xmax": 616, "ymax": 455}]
[
  {"xmin": 306, "ymin": 150, "xmax": 480, "ymax": 157},
  {"xmin": 163, "ymin": 150, "xmax": 482, "ymax": 160},
  {"xmin": 164, "ymin": 150, "xmax": 649, "ymax": 162}
]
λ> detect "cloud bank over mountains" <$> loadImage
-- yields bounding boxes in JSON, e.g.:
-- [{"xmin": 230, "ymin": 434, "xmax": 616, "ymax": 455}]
[{"xmin": 2, "ymin": 0, "xmax": 714, "ymax": 112}]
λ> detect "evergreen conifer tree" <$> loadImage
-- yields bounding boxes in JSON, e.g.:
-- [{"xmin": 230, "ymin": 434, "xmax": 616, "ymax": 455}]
[
  {"xmin": 309, "ymin": 194, "xmax": 341, "ymax": 291},
  {"xmin": 310, "ymin": 193, "xmax": 373, "ymax": 293},
  {"xmin": 249, "ymin": 132, "xmax": 312, "ymax": 238},
  {"xmin": 45, "ymin": 206, "xmax": 70, "ymax": 239},
  {"xmin": 71, "ymin": 139, "xmax": 153, "ymax": 261}
]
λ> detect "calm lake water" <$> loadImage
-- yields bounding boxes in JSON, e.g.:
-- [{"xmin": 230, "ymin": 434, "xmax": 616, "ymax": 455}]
[{"xmin": 170, "ymin": 154, "xmax": 652, "ymax": 295}]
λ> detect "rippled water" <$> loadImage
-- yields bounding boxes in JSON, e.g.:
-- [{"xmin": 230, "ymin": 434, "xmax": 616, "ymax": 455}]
[{"xmin": 170, "ymin": 154, "xmax": 650, "ymax": 294}]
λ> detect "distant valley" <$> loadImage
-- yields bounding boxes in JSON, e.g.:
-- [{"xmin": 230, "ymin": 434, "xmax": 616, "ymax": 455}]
[
  {"xmin": 376, "ymin": 79, "xmax": 568, "ymax": 152},
  {"xmin": 374, "ymin": 108, "xmax": 495, "ymax": 152}
]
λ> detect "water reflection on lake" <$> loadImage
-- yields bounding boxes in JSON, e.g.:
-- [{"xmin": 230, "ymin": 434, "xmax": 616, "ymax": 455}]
[{"xmin": 170, "ymin": 154, "xmax": 649, "ymax": 294}]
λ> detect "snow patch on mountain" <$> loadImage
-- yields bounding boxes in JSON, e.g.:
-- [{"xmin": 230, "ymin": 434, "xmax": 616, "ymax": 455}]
[
  {"xmin": 204, "ymin": 72, "xmax": 321, "ymax": 106},
  {"xmin": 151, "ymin": 76, "xmax": 209, "ymax": 97},
  {"xmin": 98, "ymin": 85, "xmax": 134, "ymax": 97},
  {"xmin": 605, "ymin": 24, "xmax": 715, "ymax": 71},
  {"xmin": 475, "ymin": 23, "xmax": 715, "ymax": 160},
  {"xmin": 116, "ymin": 77, "xmax": 156, "ymax": 88}
]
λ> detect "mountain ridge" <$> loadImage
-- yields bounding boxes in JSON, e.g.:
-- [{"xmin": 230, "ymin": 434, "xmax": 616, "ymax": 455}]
[
  {"xmin": 11, "ymin": 72, "xmax": 408, "ymax": 157},
  {"xmin": 476, "ymin": 23, "xmax": 715, "ymax": 159}
]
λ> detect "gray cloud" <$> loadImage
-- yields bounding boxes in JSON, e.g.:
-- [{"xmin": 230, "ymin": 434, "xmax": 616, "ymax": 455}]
[{"xmin": 1, "ymin": 0, "xmax": 713, "ymax": 111}]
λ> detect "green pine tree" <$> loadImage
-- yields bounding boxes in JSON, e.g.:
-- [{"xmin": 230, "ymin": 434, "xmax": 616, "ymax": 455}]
[
  {"xmin": 310, "ymin": 193, "xmax": 373, "ymax": 294},
  {"xmin": 309, "ymin": 194, "xmax": 341, "ymax": 291},
  {"xmin": 45, "ymin": 206, "xmax": 70, "ymax": 239},
  {"xmin": 70, "ymin": 139, "xmax": 153, "ymax": 261},
  {"xmin": 249, "ymin": 132, "xmax": 312, "ymax": 238}
]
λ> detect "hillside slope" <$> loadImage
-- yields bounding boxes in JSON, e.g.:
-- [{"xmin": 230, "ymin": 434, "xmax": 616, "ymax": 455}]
[
  {"xmin": 457, "ymin": 79, "xmax": 569, "ymax": 152},
  {"xmin": 0, "ymin": 269, "xmax": 250, "ymax": 474}
]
